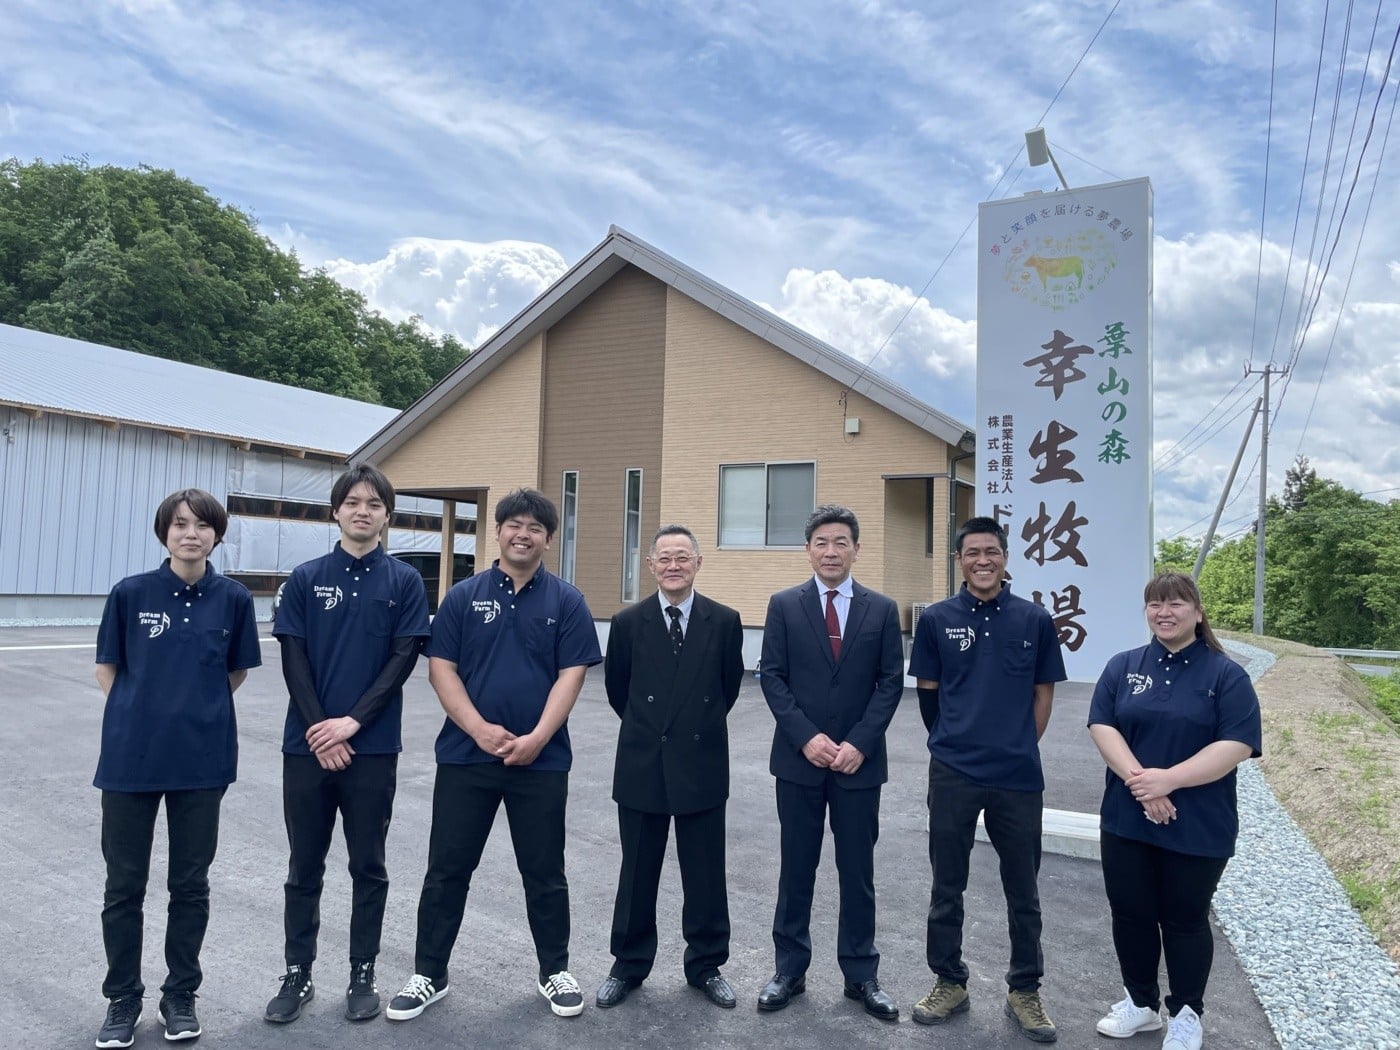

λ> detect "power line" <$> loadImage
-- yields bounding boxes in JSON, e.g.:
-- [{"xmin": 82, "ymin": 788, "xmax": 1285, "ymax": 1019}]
[
  {"xmin": 1247, "ymin": 0, "xmax": 1280, "ymax": 368},
  {"xmin": 1261, "ymin": 0, "xmax": 1334, "ymax": 367},
  {"xmin": 840, "ymin": 0, "xmax": 1123, "ymax": 389},
  {"xmin": 1155, "ymin": 376, "xmax": 1263, "ymax": 475},
  {"xmin": 1295, "ymin": 38, "xmax": 1400, "ymax": 452},
  {"xmin": 1275, "ymin": 13, "xmax": 1400, "ymax": 428}
]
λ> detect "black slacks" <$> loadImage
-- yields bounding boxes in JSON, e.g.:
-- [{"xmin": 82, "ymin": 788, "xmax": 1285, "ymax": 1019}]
[
  {"xmin": 609, "ymin": 803, "xmax": 729, "ymax": 985},
  {"xmin": 925, "ymin": 758, "xmax": 1045, "ymax": 991},
  {"xmin": 771, "ymin": 776, "xmax": 881, "ymax": 982},
  {"xmin": 282, "ymin": 753, "xmax": 397, "ymax": 967},
  {"xmin": 413, "ymin": 762, "xmax": 569, "ymax": 984},
  {"xmin": 100, "ymin": 787, "xmax": 225, "ymax": 999},
  {"xmin": 1100, "ymin": 829, "xmax": 1229, "ymax": 1017}
]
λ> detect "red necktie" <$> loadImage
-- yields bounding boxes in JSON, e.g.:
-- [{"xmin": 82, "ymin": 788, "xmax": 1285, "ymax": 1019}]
[{"xmin": 825, "ymin": 589, "xmax": 842, "ymax": 660}]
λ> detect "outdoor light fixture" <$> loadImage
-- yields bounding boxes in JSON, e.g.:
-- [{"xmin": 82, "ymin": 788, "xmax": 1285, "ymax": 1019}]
[{"xmin": 1024, "ymin": 127, "xmax": 1070, "ymax": 191}]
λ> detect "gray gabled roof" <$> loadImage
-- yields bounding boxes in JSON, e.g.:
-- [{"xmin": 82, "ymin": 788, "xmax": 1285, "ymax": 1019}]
[
  {"xmin": 0, "ymin": 323, "xmax": 397, "ymax": 457},
  {"xmin": 351, "ymin": 226, "xmax": 973, "ymax": 464}
]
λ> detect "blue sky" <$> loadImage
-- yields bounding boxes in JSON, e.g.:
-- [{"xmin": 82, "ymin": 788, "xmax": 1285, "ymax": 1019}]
[{"xmin": 3, "ymin": 0, "xmax": 1398, "ymax": 541}]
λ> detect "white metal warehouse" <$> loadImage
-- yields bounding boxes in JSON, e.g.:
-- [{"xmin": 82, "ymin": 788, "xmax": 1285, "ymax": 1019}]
[{"xmin": 0, "ymin": 323, "xmax": 473, "ymax": 622}]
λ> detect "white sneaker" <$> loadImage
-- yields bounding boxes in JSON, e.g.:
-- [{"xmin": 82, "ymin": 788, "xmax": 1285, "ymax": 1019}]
[
  {"xmin": 538, "ymin": 970, "xmax": 584, "ymax": 1017},
  {"xmin": 1162, "ymin": 1005, "xmax": 1203, "ymax": 1050},
  {"xmin": 1096, "ymin": 989, "xmax": 1163, "ymax": 1037}
]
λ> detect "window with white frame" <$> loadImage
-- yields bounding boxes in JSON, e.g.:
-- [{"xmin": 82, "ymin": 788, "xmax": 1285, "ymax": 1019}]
[
  {"xmin": 560, "ymin": 471, "xmax": 579, "ymax": 583},
  {"xmin": 621, "ymin": 468, "xmax": 643, "ymax": 602},
  {"xmin": 718, "ymin": 462, "xmax": 815, "ymax": 547}
]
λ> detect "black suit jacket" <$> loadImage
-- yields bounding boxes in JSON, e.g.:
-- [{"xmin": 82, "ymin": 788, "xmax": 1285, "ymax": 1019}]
[
  {"xmin": 604, "ymin": 591, "xmax": 745, "ymax": 815},
  {"xmin": 760, "ymin": 578, "xmax": 904, "ymax": 789}
]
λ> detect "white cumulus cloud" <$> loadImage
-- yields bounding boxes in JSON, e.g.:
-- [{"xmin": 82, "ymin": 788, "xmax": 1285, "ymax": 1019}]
[
  {"xmin": 322, "ymin": 238, "xmax": 568, "ymax": 346},
  {"xmin": 766, "ymin": 267, "xmax": 976, "ymax": 378}
]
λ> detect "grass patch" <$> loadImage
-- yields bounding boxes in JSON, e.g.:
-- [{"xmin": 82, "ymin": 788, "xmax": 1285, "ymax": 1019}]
[
  {"xmin": 1365, "ymin": 673, "xmax": 1400, "ymax": 729},
  {"xmin": 1311, "ymin": 711, "xmax": 1365, "ymax": 742},
  {"xmin": 1340, "ymin": 870, "xmax": 1400, "ymax": 938},
  {"xmin": 1358, "ymin": 792, "xmax": 1391, "ymax": 831},
  {"xmin": 1342, "ymin": 872, "xmax": 1387, "ymax": 920}
]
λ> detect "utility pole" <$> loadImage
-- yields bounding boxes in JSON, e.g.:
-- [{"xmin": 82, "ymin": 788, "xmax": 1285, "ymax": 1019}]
[
  {"xmin": 1193, "ymin": 396, "xmax": 1263, "ymax": 581},
  {"xmin": 1246, "ymin": 364, "xmax": 1289, "ymax": 634}
]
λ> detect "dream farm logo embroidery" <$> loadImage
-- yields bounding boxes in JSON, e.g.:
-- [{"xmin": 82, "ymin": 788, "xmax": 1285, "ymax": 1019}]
[
  {"xmin": 944, "ymin": 626, "xmax": 976, "ymax": 652},
  {"xmin": 472, "ymin": 599, "xmax": 501, "ymax": 624},
  {"xmin": 1126, "ymin": 672, "xmax": 1152, "ymax": 695},
  {"xmin": 313, "ymin": 585, "xmax": 343, "ymax": 611},
  {"xmin": 139, "ymin": 611, "xmax": 171, "ymax": 638}
]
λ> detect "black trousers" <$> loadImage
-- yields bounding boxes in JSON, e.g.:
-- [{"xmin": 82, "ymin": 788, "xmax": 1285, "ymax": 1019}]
[
  {"xmin": 413, "ymin": 762, "xmax": 569, "ymax": 984},
  {"xmin": 282, "ymin": 753, "xmax": 397, "ymax": 967},
  {"xmin": 771, "ymin": 777, "xmax": 881, "ymax": 982},
  {"xmin": 1100, "ymin": 830, "xmax": 1229, "ymax": 1017},
  {"xmin": 609, "ymin": 803, "xmax": 729, "ymax": 985},
  {"xmin": 100, "ymin": 787, "xmax": 225, "ymax": 999},
  {"xmin": 925, "ymin": 758, "xmax": 1044, "ymax": 991}
]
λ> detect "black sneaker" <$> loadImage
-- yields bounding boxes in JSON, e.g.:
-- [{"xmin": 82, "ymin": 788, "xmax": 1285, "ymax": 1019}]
[
  {"xmin": 345, "ymin": 960, "xmax": 381, "ymax": 1021},
  {"xmin": 538, "ymin": 970, "xmax": 584, "ymax": 1017},
  {"xmin": 158, "ymin": 991, "xmax": 202, "ymax": 1042},
  {"xmin": 96, "ymin": 996, "xmax": 142, "ymax": 1049},
  {"xmin": 385, "ymin": 974, "xmax": 448, "ymax": 1021},
  {"xmin": 264, "ymin": 964, "xmax": 314, "ymax": 1023}
]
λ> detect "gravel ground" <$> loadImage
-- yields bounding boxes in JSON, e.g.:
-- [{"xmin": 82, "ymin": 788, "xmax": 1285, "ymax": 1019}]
[{"xmin": 1219, "ymin": 639, "xmax": 1400, "ymax": 1050}]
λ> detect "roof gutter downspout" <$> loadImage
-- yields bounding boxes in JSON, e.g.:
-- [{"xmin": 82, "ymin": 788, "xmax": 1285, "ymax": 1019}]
[{"xmin": 947, "ymin": 431, "xmax": 977, "ymax": 596}]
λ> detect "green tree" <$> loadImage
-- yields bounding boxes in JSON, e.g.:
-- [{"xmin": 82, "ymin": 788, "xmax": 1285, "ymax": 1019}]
[
  {"xmin": 0, "ymin": 158, "xmax": 467, "ymax": 404},
  {"xmin": 1197, "ymin": 534, "xmax": 1256, "ymax": 631},
  {"xmin": 1189, "ymin": 467, "xmax": 1400, "ymax": 649},
  {"xmin": 1155, "ymin": 536, "xmax": 1198, "ymax": 575}
]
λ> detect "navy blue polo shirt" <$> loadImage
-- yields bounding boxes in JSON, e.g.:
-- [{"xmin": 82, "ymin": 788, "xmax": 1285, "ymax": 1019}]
[
  {"xmin": 425, "ymin": 562, "xmax": 601, "ymax": 772},
  {"xmin": 1089, "ymin": 638, "xmax": 1262, "ymax": 858},
  {"xmin": 94, "ymin": 561, "xmax": 262, "ymax": 792},
  {"xmin": 273, "ymin": 543, "xmax": 431, "ymax": 755},
  {"xmin": 909, "ymin": 584, "xmax": 1066, "ymax": 792}
]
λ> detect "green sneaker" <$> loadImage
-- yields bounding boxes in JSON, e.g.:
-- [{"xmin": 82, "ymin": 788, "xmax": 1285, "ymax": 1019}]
[
  {"xmin": 1005, "ymin": 988, "xmax": 1057, "ymax": 1043},
  {"xmin": 912, "ymin": 978, "xmax": 969, "ymax": 1025}
]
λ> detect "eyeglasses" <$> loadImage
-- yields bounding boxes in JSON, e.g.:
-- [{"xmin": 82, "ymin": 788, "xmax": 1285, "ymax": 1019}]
[{"xmin": 651, "ymin": 555, "xmax": 694, "ymax": 568}]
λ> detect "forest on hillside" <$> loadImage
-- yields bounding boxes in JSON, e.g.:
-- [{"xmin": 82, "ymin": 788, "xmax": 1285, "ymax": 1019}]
[
  {"xmin": 0, "ymin": 158, "xmax": 467, "ymax": 408},
  {"xmin": 1157, "ymin": 457, "xmax": 1400, "ymax": 650}
]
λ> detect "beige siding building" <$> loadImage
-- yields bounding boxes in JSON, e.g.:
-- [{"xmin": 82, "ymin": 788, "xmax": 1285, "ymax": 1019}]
[{"xmin": 352, "ymin": 228, "xmax": 975, "ymax": 650}]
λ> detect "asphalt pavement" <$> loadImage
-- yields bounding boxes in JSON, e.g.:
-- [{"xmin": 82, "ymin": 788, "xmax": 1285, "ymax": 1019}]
[{"xmin": 0, "ymin": 625, "xmax": 1278, "ymax": 1048}]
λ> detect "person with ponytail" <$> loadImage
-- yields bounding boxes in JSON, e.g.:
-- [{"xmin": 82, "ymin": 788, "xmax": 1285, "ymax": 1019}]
[{"xmin": 1086, "ymin": 572, "xmax": 1261, "ymax": 1050}]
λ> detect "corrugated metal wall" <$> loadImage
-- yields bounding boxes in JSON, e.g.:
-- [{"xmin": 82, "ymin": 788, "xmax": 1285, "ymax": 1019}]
[{"xmin": 0, "ymin": 412, "xmax": 230, "ymax": 594}]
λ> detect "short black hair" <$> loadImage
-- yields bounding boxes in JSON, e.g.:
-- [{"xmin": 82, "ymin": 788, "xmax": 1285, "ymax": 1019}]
[
  {"xmin": 153, "ymin": 489, "xmax": 229, "ymax": 546},
  {"xmin": 650, "ymin": 524, "xmax": 699, "ymax": 556},
  {"xmin": 495, "ymin": 487, "xmax": 559, "ymax": 538},
  {"xmin": 804, "ymin": 504, "xmax": 859, "ymax": 544},
  {"xmin": 331, "ymin": 464, "xmax": 396, "ymax": 515},
  {"xmin": 954, "ymin": 516, "xmax": 1007, "ymax": 554}
]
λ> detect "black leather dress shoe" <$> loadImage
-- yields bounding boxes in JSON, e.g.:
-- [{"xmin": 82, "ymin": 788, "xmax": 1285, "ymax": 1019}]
[
  {"xmin": 595, "ymin": 976, "xmax": 639, "ymax": 1009},
  {"xmin": 694, "ymin": 974, "xmax": 736, "ymax": 1009},
  {"xmin": 757, "ymin": 973, "xmax": 806, "ymax": 1012},
  {"xmin": 844, "ymin": 979, "xmax": 900, "ymax": 1021}
]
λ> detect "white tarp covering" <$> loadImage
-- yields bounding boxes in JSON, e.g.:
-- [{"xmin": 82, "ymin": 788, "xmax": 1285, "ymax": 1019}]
[
  {"xmin": 223, "ymin": 518, "xmax": 337, "ymax": 573},
  {"xmin": 976, "ymin": 178, "xmax": 1153, "ymax": 680}
]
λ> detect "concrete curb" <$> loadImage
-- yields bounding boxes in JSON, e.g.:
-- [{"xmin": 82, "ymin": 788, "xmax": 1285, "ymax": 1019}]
[{"xmin": 971, "ymin": 807, "xmax": 1101, "ymax": 860}]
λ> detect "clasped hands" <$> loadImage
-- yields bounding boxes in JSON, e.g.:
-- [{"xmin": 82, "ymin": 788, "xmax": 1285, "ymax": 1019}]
[
  {"xmin": 1125, "ymin": 766, "xmax": 1178, "ymax": 825},
  {"xmin": 473, "ymin": 720, "xmax": 545, "ymax": 767},
  {"xmin": 802, "ymin": 732, "xmax": 864, "ymax": 774},
  {"xmin": 305, "ymin": 715, "xmax": 361, "ymax": 771}
]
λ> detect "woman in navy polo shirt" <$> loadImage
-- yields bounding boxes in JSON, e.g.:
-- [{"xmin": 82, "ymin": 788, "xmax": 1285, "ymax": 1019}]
[
  {"xmin": 1087, "ymin": 572, "xmax": 1260, "ymax": 1050},
  {"xmin": 92, "ymin": 489, "xmax": 261, "ymax": 1049}
]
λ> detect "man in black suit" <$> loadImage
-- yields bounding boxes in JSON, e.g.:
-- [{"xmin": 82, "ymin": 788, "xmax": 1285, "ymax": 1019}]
[
  {"xmin": 757, "ymin": 504, "xmax": 904, "ymax": 1021},
  {"xmin": 596, "ymin": 524, "xmax": 746, "ymax": 1011}
]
